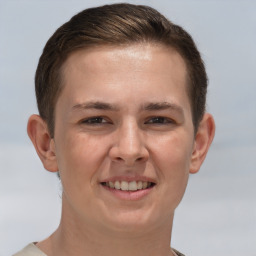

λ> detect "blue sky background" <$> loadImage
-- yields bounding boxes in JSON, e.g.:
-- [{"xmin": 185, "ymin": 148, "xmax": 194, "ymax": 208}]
[{"xmin": 0, "ymin": 1, "xmax": 255, "ymax": 256}]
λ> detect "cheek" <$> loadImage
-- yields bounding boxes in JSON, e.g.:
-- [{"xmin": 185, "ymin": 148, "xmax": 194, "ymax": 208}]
[
  {"xmin": 152, "ymin": 132, "xmax": 193, "ymax": 172},
  {"xmin": 56, "ymin": 133, "xmax": 108, "ymax": 189},
  {"xmin": 151, "ymin": 133, "xmax": 193, "ymax": 201},
  {"xmin": 55, "ymin": 133, "xmax": 111, "ymax": 213}
]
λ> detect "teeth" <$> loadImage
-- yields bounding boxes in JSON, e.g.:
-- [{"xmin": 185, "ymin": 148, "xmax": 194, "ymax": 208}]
[
  {"xmin": 104, "ymin": 181, "xmax": 153, "ymax": 191},
  {"xmin": 114, "ymin": 181, "xmax": 121, "ymax": 190},
  {"xmin": 121, "ymin": 181, "xmax": 129, "ymax": 191},
  {"xmin": 109, "ymin": 181, "xmax": 114, "ymax": 188},
  {"xmin": 142, "ymin": 181, "xmax": 148, "ymax": 189},
  {"xmin": 137, "ymin": 181, "xmax": 143, "ymax": 189},
  {"xmin": 128, "ymin": 181, "xmax": 137, "ymax": 191}
]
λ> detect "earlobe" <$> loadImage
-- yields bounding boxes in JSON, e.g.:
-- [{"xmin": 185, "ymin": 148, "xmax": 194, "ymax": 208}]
[
  {"xmin": 189, "ymin": 113, "xmax": 215, "ymax": 174},
  {"xmin": 27, "ymin": 114, "xmax": 58, "ymax": 172}
]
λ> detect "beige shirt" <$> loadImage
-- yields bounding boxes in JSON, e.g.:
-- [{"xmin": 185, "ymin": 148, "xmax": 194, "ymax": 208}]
[
  {"xmin": 13, "ymin": 243, "xmax": 46, "ymax": 256},
  {"xmin": 13, "ymin": 243, "xmax": 185, "ymax": 256}
]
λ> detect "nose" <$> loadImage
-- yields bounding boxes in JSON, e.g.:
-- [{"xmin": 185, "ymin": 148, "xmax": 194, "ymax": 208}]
[{"xmin": 109, "ymin": 120, "xmax": 149, "ymax": 166}]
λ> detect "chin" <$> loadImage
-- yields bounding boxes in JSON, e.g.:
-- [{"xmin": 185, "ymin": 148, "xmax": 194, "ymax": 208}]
[{"xmin": 98, "ymin": 207, "xmax": 168, "ymax": 234}]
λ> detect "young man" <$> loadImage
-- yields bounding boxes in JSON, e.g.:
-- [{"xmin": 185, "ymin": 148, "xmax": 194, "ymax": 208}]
[{"xmin": 14, "ymin": 3, "xmax": 215, "ymax": 256}]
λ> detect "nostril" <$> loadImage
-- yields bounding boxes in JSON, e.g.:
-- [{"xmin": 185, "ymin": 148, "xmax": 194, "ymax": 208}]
[
  {"xmin": 115, "ymin": 156, "xmax": 144, "ymax": 162},
  {"xmin": 109, "ymin": 146, "xmax": 149, "ymax": 165}
]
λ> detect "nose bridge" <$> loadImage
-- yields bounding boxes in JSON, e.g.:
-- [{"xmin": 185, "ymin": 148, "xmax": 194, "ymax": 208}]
[
  {"xmin": 109, "ymin": 117, "xmax": 148, "ymax": 164},
  {"xmin": 120, "ymin": 118, "xmax": 141, "ymax": 152}
]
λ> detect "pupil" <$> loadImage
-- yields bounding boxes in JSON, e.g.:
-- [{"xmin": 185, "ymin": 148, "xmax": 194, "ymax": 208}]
[
  {"xmin": 154, "ymin": 117, "xmax": 164, "ymax": 123},
  {"xmin": 91, "ymin": 117, "xmax": 102, "ymax": 123}
]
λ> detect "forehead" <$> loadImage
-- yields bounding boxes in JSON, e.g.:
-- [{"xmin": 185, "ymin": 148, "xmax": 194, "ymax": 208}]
[
  {"xmin": 62, "ymin": 43, "xmax": 188, "ymax": 82},
  {"xmin": 59, "ymin": 43, "xmax": 190, "ymax": 111}
]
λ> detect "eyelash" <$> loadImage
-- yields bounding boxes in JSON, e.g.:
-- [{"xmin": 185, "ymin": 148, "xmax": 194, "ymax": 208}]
[
  {"xmin": 81, "ymin": 117, "xmax": 110, "ymax": 125},
  {"xmin": 145, "ymin": 116, "xmax": 174, "ymax": 125},
  {"xmin": 81, "ymin": 116, "xmax": 174, "ymax": 125}
]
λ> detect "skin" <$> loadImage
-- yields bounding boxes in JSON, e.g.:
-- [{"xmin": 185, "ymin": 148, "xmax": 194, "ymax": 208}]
[{"xmin": 27, "ymin": 43, "xmax": 215, "ymax": 256}]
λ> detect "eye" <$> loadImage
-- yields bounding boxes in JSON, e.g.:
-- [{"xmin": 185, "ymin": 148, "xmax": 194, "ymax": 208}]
[
  {"xmin": 81, "ymin": 116, "xmax": 110, "ymax": 125},
  {"xmin": 145, "ymin": 116, "xmax": 174, "ymax": 124}
]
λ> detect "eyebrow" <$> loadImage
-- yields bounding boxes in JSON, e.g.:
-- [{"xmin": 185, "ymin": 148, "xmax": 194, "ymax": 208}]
[
  {"xmin": 72, "ymin": 101, "xmax": 184, "ymax": 115},
  {"xmin": 72, "ymin": 101, "xmax": 119, "ymax": 111},
  {"xmin": 141, "ymin": 102, "xmax": 184, "ymax": 115}
]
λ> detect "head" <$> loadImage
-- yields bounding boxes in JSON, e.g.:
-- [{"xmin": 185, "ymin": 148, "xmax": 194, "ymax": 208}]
[
  {"xmin": 35, "ymin": 3, "xmax": 207, "ymax": 137},
  {"xmin": 28, "ymin": 3, "xmax": 215, "ymax": 234}
]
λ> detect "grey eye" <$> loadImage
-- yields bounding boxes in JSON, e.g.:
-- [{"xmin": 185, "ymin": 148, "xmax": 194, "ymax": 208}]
[
  {"xmin": 83, "ymin": 117, "xmax": 107, "ymax": 124},
  {"xmin": 146, "ymin": 117, "xmax": 173, "ymax": 124}
]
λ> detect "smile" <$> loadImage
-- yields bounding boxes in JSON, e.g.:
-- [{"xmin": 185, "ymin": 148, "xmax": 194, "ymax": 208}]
[{"xmin": 101, "ymin": 181, "xmax": 155, "ymax": 191}]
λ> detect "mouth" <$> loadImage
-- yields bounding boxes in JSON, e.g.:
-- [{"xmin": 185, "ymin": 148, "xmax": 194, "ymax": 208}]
[{"xmin": 100, "ymin": 180, "xmax": 156, "ymax": 191}]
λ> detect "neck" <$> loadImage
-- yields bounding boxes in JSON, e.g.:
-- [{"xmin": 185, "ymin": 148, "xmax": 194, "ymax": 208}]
[{"xmin": 37, "ymin": 198, "xmax": 175, "ymax": 256}]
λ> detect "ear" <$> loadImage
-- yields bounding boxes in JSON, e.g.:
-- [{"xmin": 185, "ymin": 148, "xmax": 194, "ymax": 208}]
[
  {"xmin": 27, "ymin": 114, "xmax": 58, "ymax": 172},
  {"xmin": 189, "ymin": 113, "xmax": 215, "ymax": 174}
]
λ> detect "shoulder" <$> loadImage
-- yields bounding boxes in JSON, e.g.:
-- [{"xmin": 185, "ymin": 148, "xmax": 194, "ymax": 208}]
[
  {"xmin": 173, "ymin": 248, "xmax": 186, "ymax": 256},
  {"xmin": 13, "ymin": 243, "xmax": 47, "ymax": 256}
]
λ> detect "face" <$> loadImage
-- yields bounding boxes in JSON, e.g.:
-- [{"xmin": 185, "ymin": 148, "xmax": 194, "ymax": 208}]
[{"xmin": 53, "ymin": 44, "xmax": 196, "ymax": 233}]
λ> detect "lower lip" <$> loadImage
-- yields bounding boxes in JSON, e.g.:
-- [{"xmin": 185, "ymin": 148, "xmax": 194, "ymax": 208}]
[{"xmin": 101, "ymin": 185, "xmax": 154, "ymax": 201}]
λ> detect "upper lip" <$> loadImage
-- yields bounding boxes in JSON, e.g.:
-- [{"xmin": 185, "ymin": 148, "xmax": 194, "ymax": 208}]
[{"xmin": 100, "ymin": 175, "xmax": 157, "ymax": 184}]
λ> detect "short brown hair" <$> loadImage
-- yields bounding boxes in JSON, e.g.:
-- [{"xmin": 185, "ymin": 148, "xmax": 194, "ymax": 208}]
[{"xmin": 35, "ymin": 3, "xmax": 207, "ymax": 137}]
